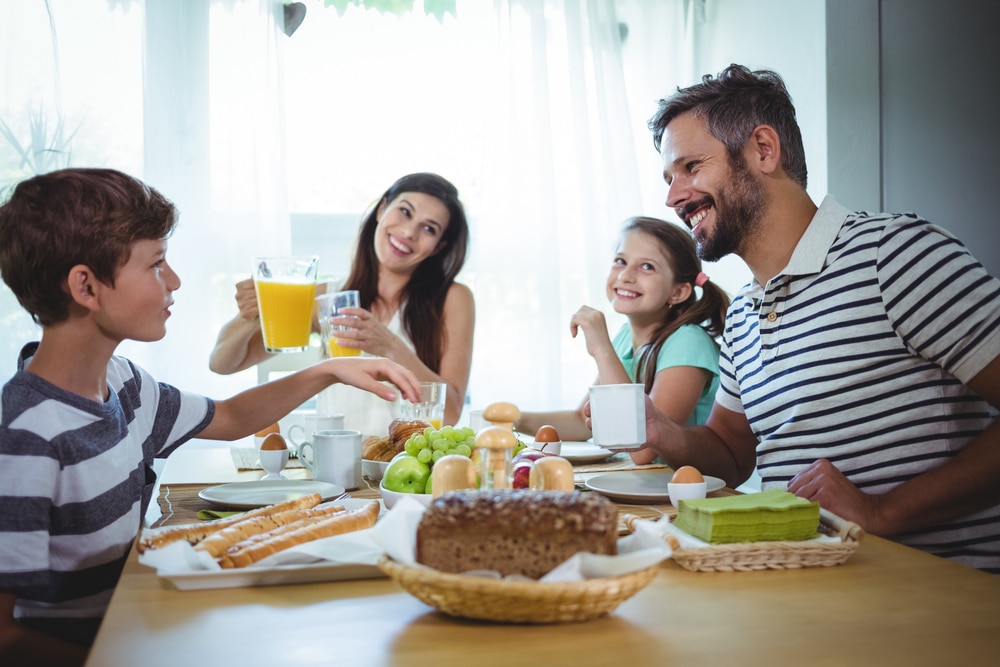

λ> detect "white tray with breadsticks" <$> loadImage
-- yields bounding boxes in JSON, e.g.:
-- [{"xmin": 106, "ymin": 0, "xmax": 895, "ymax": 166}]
[{"xmin": 137, "ymin": 494, "xmax": 387, "ymax": 590}]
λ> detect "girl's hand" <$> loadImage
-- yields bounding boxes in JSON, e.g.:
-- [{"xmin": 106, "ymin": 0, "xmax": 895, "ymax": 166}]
[
  {"xmin": 570, "ymin": 306, "xmax": 614, "ymax": 359},
  {"xmin": 323, "ymin": 356, "xmax": 422, "ymax": 403},
  {"xmin": 329, "ymin": 307, "xmax": 402, "ymax": 358},
  {"xmin": 234, "ymin": 278, "xmax": 260, "ymax": 320}
]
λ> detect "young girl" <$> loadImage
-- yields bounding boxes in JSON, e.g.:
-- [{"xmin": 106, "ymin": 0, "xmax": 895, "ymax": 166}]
[
  {"xmin": 518, "ymin": 216, "xmax": 728, "ymax": 464},
  {"xmin": 209, "ymin": 173, "xmax": 474, "ymax": 433}
]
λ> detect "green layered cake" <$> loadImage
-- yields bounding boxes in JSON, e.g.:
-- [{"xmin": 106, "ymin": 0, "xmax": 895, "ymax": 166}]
[{"xmin": 672, "ymin": 489, "xmax": 820, "ymax": 544}]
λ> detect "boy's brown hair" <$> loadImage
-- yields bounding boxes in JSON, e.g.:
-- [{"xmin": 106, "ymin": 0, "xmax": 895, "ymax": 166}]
[{"xmin": 0, "ymin": 168, "xmax": 177, "ymax": 326}]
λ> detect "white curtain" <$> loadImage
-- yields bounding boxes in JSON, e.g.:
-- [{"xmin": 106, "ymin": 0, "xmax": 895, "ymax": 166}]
[
  {"xmin": 0, "ymin": 0, "xmax": 288, "ymax": 401},
  {"xmin": 466, "ymin": 0, "xmax": 641, "ymax": 412},
  {"xmin": 120, "ymin": 0, "xmax": 289, "ymax": 401},
  {"xmin": 0, "ymin": 0, "xmax": 707, "ymax": 424}
]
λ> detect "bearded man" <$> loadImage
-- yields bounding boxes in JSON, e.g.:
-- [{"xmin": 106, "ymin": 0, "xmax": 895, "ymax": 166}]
[{"xmin": 631, "ymin": 64, "xmax": 1000, "ymax": 573}]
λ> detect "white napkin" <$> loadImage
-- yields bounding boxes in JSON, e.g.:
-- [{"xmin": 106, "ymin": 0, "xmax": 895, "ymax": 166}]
[{"xmin": 138, "ymin": 496, "xmax": 673, "ymax": 581}]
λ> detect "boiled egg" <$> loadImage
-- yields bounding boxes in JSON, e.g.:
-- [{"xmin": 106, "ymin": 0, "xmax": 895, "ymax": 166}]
[
  {"xmin": 260, "ymin": 432, "xmax": 288, "ymax": 451},
  {"xmin": 671, "ymin": 465, "xmax": 704, "ymax": 484},
  {"xmin": 668, "ymin": 465, "xmax": 707, "ymax": 506},
  {"xmin": 534, "ymin": 425, "xmax": 561, "ymax": 443},
  {"xmin": 532, "ymin": 424, "xmax": 562, "ymax": 455}
]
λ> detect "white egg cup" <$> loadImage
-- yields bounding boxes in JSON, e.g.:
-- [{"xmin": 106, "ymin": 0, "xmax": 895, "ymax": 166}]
[
  {"xmin": 668, "ymin": 481, "xmax": 707, "ymax": 507},
  {"xmin": 531, "ymin": 439, "xmax": 562, "ymax": 456},
  {"xmin": 259, "ymin": 448, "xmax": 289, "ymax": 480}
]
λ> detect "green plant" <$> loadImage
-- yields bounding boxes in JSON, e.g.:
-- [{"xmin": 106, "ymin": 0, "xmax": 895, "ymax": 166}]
[
  {"xmin": 320, "ymin": 0, "xmax": 457, "ymax": 22},
  {"xmin": 0, "ymin": 106, "xmax": 80, "ymax": 181}
]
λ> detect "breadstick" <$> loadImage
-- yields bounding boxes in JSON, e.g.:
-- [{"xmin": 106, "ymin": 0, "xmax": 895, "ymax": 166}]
[
  {"xmin": 137, "ymin": 493, "xmax": 322, "ymax": 553},
  {"xmin": 194, "ymin": 506, "xmax": 337, "ymax": 558},
  {"xmin": 221, "ymin": 505, "xmax": 345, "ymax": 550},
  {"xmin": 219, "ymin": 500, "xmax": 380, "ymax": 569},
  {"xmin": 215, "ymin": 509, "xmax": 348, "ymax": 568}
]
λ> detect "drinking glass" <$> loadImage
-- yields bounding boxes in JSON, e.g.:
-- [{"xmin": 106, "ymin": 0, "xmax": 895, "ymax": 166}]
[
  {"xmin": 399, "ymin": 381, "xmax": 447, "ymax": 429},
  {"xmin": 317, "ymin": 290, "xmax": 362, "ymax": 357},
  {"xmin": 253, "ymin": 256, "xmax": 319, "ymax": 353}
]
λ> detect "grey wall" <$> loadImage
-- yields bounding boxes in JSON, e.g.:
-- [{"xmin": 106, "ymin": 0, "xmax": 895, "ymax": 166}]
[{"xmin": 828, "ymin": 0, "xmax": 1000, "ymax": 276}]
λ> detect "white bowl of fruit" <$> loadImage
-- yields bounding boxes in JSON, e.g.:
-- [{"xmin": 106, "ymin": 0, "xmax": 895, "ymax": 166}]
[{"xmin": 379, "ymin": 425, "xmax": 479, "ymax": 508}]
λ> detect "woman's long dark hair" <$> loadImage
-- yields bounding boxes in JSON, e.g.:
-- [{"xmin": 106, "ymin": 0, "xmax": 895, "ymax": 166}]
[
  {"xmin": 343, "ymin": 173, "xmax": 469, "ymax": 373},
  {"xmin": 623, "ymin": 217, "xmax": 730, "ymax": 393}
]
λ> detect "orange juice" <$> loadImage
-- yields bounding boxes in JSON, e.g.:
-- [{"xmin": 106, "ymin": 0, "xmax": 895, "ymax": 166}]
[
  {"xmin": 256, "ymin": 279, "xmax": 316, "ymax": 351},
  {"xmin": 325, "ymin": 337, "xmax": 362, "ymax": 357}
]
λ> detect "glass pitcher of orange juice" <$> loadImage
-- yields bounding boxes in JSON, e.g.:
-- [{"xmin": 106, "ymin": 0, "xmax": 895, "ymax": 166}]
[{"xmin": 253, "ymin": 256, "xmax": 318, "ymax": 353}]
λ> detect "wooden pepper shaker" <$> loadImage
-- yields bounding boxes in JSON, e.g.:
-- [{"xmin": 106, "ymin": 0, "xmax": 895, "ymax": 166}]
[
  {"xmin": 475, "ymin": 425, "xmax": 516, "ymax": 490},
  {"xmin": 481, "ymin": 401, "xmax": 520, "ymax": 432}
]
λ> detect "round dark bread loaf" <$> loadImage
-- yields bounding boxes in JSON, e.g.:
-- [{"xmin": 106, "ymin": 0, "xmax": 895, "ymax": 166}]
[{"xmin": 415, "ymin": 490, "xmax": 618, "ymax": 579}]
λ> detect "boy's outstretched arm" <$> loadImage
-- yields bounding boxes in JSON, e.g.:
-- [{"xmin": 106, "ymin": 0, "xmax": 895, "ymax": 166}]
[{"xmin": 198, "ymin": 357, "xmax": 421, "ymax": 441}]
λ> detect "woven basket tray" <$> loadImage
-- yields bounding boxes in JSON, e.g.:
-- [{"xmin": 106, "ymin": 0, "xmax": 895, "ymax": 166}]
[
  {"xmin": 648, "ymin": 508, "xmax": 865, "ymax": 573},
  {"xmin": 378, "ymin": 556, "xmax": 659, "ymax": 624}
]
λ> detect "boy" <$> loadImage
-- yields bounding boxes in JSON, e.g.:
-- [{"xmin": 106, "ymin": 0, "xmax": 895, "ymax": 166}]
[{"xmin": 0, "ymin": 168, "xmax": 421, "ymax": 665}]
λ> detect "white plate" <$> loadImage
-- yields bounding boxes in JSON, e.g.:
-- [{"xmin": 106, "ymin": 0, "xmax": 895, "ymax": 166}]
[
  {"xmin": 160, "ymin": 562, "xmax": 384, "ymax": 591},
  {"xmin": 559, "ymin": 441, "xmax": 614, "ymax": 464},
  {"xmin": 197, "ymin": 480, "xmax": 345, "ymax": 509},
  {"xmin": 584, "ymin": 471, "xmax": 725, "ymax": 503},
  {"xmin": 143, "ymin": 497, "xmax": 385, "ymax": 590}
]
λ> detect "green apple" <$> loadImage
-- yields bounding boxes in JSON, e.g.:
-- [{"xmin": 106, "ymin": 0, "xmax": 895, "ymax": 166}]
[
  {"xmin": 383, "ymin": 454, "xmax": 431, "ymax": 494},
  {"xmin": 424, "ymin": 474, "xmax": 433, "ymax": 495},
  {"xmin": 513, "ymin": 438, "xmax": 527, "ymax": 457},
  {"xmin": 469, "ymin": 448, "xmax": 484, "ymax": 489}
]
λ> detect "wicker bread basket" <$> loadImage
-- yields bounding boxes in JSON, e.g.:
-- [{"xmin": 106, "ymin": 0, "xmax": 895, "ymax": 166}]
[
  {"xmin": 642, "ymin": 508, "xmax": 865, "ymax": 573},
  {"xmin": 378, "ymin": 556, "xmax": 660, "ymax": 624}
]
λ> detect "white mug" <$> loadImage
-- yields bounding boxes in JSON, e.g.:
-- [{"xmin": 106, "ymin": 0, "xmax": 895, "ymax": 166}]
[
  {"xmin": 287, "ymin": 413, "xmax": 345, "ymax": 448},
  {"xmin": 297, "ymin": 428, "xmax": 362, "ymax": 490},
  {"xmin": 468, "ymin": 409, "xmax": 486, "ymax": 433},
  {"xmin": 589, "ymin": 384, "xmax": 646, "ymax": 449}
]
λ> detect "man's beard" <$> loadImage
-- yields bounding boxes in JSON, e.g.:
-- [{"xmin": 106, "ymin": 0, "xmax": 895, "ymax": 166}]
[{"xmin": 693, "ymin": 155, "xmax": 767, "ymax": 262}]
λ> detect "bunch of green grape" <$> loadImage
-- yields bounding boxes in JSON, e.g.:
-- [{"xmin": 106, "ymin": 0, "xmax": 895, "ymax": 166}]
[{"xmin": 403, "ymin": 425, "xmax": 477, "ymax": 465}]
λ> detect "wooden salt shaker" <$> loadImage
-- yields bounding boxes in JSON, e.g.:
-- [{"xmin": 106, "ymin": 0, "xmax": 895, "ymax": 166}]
[
  {"xmin": 481, "ymin": 401, "xmax": 520, "ymax": 432},
  {"xmin": 529, "ymin": 456, "xmax": 575, "ymax": 491},
  {"xmin": 475, "ymin": 425, "xmax": 517, "ymax": 490}
]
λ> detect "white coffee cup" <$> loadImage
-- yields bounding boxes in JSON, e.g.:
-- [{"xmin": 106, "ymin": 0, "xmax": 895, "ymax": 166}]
[
  {"xmin": 297, "ymin": 428, "xmax": 362, "ymax": 490},
  {"xmin": 287, "ymin": 413, "xmax": 346, "ymax": 448},
  {"xmin": 468, "ymin": 409, "xmax": 486, "ymax": 433},
  {"xmin": 588, "ymin": 383, "xmax": 646, "ymax": 449}
]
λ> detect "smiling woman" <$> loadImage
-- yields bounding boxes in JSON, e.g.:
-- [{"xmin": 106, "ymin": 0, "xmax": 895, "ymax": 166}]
[{"xmin": 209, "ymin": 172, "xmax": 474, "ymax": 438}]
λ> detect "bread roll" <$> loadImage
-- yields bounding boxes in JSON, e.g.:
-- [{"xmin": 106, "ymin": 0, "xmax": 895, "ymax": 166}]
[
  {"xmin": 388, "ymin": 419, "xmax": 431, "ymax": 453},
  {"xmin": 416, "ymin": 490, "xmax": 617, "ymax": 579},
  {"xmin": 363, "ymin": 435, "xmax": 396, "ymax": 462}
]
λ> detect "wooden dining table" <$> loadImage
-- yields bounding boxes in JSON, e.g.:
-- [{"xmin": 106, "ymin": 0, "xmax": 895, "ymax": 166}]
[{"xmin": 85, "ymin": 446, "xmax": 1000, "ymax": 666}]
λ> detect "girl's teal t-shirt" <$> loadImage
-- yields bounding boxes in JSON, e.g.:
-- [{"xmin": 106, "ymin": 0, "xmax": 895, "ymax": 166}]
[{"xmin": 611, "ymin": 322, "xmax": 720, "ymax": 426}]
